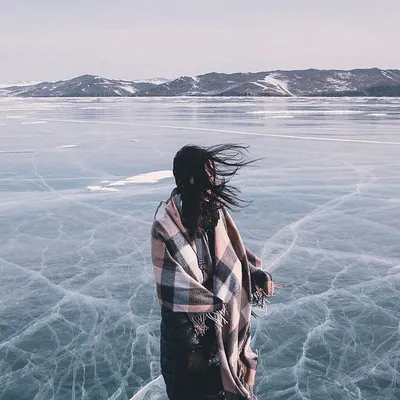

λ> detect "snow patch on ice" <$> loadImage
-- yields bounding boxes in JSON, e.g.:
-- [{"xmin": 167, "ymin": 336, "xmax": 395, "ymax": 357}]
[
  {"xmin": 87, "ymin": 170, "xmax": 173, "ymax": 193},
  {"xmin": 87, "ymin": 186, "xmax": 119, "ymax": 192},
  {"xmin": 60, "ymin": 145, "xmax": 79, "ymax": 148},
  {"xmin": 20, "ymin": 121, "xmax": 48, "ymax": 125},
  {"xmin": 108, "ymin": 170, "xmax": 173, "ymax": 186}
]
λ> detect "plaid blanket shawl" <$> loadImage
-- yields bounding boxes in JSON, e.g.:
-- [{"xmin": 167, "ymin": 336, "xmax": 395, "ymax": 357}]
[{"xmin": 151, "ymin": 194, "xmax": 268, "ymax": 399}]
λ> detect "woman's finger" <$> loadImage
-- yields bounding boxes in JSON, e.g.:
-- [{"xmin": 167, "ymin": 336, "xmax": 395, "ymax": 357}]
[{"xmin": 266, "ymin": 281, "xmax": 274, "ymax": 296}]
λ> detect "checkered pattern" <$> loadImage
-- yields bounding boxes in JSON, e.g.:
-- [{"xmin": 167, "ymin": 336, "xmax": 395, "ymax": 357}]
[{"xmin": 151, "ymin": 194, "xmax": 270, "ymax": 399}]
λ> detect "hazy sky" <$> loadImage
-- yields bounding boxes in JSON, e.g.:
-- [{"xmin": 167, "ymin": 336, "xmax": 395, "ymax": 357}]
[{"xmin": 1, "ymin": 0, "xmax": 399, "ymax": 82}]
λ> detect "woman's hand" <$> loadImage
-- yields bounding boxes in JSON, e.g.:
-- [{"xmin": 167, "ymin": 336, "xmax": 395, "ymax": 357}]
[
  {"xmin": 265, "ymin": 279, "xmax": 275, "ymax": 296},
  {"xmin": 252, "ymin": 269, "xmax": 275, "ymax": 297},
  {"xmin": 256, "ymin": 280, "xmax": 274, "ymax": 298},
  {"xmin": 263, "ymin": 281, "xmax": 286, "ymax": 296}
]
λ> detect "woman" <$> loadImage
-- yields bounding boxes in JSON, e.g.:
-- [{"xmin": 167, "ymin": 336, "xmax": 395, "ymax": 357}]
[{"xmin": 151, "ymin": 144, "xmax": 274, "ymax": 400}]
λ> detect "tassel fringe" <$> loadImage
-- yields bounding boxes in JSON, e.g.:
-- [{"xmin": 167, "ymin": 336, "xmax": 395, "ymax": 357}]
[
  {"xmin": 251, "ymin": 290, "xmax": 270, "ymax": 319},
  {"xmin": 189, "ymin": 303, "xmax": 228, "ymax": 336}
]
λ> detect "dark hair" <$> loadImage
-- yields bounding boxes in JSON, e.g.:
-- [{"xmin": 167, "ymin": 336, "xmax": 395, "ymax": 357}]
[{"xmin": 173, "ymin": 144, "xmax": 257, "ymax": 237}]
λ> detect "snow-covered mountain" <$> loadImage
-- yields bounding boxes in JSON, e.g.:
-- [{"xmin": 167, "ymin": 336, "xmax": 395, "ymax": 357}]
[
  {"xmin": 1, "ymin": 75, "xmax": 163, "ymax": 97},
  {"xmin": 139, "ymin": 69, "xmax": 400, "ymax": 97},
  {"xmin": 2, "ymin": 69, "xmax": 400, "ymax": 97},
  {"xmin": 0, "ymin": 80, "xmax": 40, "ymax": 89}
]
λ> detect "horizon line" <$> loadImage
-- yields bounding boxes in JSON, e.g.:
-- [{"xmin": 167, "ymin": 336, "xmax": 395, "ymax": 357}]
[{"xmin": 2, "ymin": 66, "xmax": 400, "ymax": 85}]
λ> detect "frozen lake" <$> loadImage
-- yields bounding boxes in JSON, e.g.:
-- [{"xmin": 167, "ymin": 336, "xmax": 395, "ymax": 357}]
[{"xmin": 0, "ymin": 97, "xmax": 399, "ymax": 400}]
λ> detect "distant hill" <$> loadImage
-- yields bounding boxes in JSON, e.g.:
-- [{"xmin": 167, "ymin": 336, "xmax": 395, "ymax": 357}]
[
  {"xmin": 0, "ymin": 75, "xmax": 164, "ymax": 97},
  {"xmin": 2, "ymin": 69, "xmax": 400, "ymax": 97}
]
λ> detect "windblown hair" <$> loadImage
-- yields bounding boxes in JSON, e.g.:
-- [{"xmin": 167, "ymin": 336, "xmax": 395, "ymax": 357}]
[{"xmin": 173, "ymin": 144, "xmax": 257, "ymax": 237}]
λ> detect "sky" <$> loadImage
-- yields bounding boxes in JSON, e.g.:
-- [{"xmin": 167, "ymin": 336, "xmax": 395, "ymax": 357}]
[{"xmin": 1, "ymin": 0, "xmax": 399, "ymax": 82}]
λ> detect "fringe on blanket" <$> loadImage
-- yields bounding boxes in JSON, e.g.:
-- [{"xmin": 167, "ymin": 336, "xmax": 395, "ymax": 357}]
[
  {"xmin": 189, "ymin": 303, "xmax": 228, "ymax": 336},
  {"xmin": 251, "ymin": 290, "xmax": 269, "ymax": 318}
]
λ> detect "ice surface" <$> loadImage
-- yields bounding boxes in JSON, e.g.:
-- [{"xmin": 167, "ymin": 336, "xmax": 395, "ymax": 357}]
[{"xmin": 0, "ymin": 97, "xmax": 399, "ymax": 400}]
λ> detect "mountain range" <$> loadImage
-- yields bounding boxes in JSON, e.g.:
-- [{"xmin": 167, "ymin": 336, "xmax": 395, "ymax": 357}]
[{"xmin": 1, "ymin": 68, "xmax": 400, "ymax": 97}]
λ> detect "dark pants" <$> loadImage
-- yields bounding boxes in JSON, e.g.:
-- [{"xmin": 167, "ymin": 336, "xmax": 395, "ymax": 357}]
[
  {"xmin": 160, "ymin": 307, "xmax": 225, "ymax": 399},
  {"xmin": 162, "ymin": 363, "xmax": 225, "ymax": 400}
]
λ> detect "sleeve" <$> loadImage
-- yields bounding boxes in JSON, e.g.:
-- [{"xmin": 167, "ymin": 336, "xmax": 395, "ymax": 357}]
[
  {"xmin": 246, "ymin": 248, "xmax": 273, "ymax": 295},
  {"xmin": 221, "ymin": 208, "xmax": 273, "ymax": 296}
]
